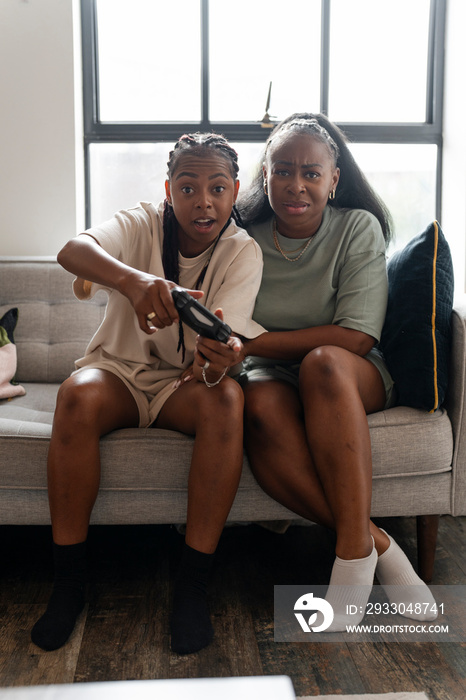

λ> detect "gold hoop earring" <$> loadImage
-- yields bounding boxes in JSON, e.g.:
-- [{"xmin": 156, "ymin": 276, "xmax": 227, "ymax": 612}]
[
  {"xmin": 263, "ymin": 180, "xmax": 268, "ymax": 196},
  {"xmin": 329, "ymin": 189, "xmax": 336, "ymax": 200}
]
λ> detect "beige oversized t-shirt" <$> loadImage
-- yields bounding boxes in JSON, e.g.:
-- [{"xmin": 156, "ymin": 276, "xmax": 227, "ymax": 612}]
[{"xmin": 73, "ymin": 201, "xmax": 264, "ymax": 425}]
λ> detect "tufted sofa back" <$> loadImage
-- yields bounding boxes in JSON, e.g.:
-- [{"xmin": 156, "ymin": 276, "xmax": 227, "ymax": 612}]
[{"xmin": 0, "ymin": 258, "xmax": 106, "ymax": 383}]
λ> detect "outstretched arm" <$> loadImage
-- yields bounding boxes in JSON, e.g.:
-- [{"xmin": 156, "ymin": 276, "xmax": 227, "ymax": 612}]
[{"xmin": 58, "ymin": 235, "xmax": 203, "ymax": 334}]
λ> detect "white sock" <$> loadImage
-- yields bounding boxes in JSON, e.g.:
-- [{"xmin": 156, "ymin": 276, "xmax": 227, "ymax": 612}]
[
  {"xmin": 375, "ymin": 530, "xmax": 437, "ymax": 621},
  {"xmin": 324, "ymin": 540, "xmax": 377, "ymax": 632}
]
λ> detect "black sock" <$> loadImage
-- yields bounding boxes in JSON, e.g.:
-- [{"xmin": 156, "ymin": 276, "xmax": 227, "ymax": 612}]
[
  {"xmin": 170, "ymin": 543, "xmax": 214, "ymax": 654},
  {"xmin": 31, "ymin": 541, "xmax": 87, "ymax": 651}
]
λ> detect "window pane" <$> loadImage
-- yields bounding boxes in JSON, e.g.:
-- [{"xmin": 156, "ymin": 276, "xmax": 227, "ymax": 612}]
[
  {"xmin": 89, "ymin": 142, "xmax": 265, "ymax": 226},
  {"xmin": 209, "ymin": 0, "xmax": 321, "ymax": 122},
  {"xmin": 233, "ymin": 142, "xmax": 266, "ymax": 191},
  {"xmin": 329, "ymin": 0, "xmax": 431, "ymax": 122},
  {"xmin": 96, "ymin": 0, "xmax": 201, "ymax": 122},
  {"xmin": 349, "ymin": 144, "xmax": 437, "ymax": 253},
  {"xmin": 89, "ymin": 143, "xmax": 168, "ymax": 225}
]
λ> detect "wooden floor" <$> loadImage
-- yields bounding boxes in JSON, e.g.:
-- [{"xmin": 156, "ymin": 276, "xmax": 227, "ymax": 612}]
[{"xmin": 0, "ymin": 515, "xmax": 465, "ymax": 699}]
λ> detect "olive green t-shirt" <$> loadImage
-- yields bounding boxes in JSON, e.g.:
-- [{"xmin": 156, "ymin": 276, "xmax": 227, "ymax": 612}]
[{"xmin": 249, "ymin": 206, "xmax": 388, "ymax": 339}]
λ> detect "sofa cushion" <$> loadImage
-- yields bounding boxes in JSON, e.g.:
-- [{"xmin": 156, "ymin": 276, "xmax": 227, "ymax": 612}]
[
  {"xmin": 380, "ymin": 221, "xmax": 454, "ymax": 412},
  {"xmin": 0, "ymin": 383, "xmax": 455, "ymax": 524},
  {"xmin": 0, "ymin": 382, "xmax": 57, "ymax": 426},
  {"xmin": 367, "ymin": 405, "xmax": 453, "ymax": 478},
  {"xmin": 0, "ymin": 385, "xmax": 453, "ymax": 490}
]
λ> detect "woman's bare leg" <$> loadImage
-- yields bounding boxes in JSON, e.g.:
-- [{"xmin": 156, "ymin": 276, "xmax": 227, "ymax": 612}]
[
  {"xmin": 48, "ymin": 369, "xmax": 139, "ymax": 544},
  {"xmin": 297, "ymin": 346, "xmax": 385, "ymax": 629},
  {"xmin": 298, "ymin": 345, "xmax": 386, "ymax": 559},
  {"xmin": 243, "ymin": 350, "xmax": 389, "ymax": 554},
  {"xmin": 243, "ymin": 366, "xmax": 389, "ymax": 556},
  {"xmin": 31, "ymin": 369, "xmax": 139, "ymax": 651},
  {"xmin": 156, "ymin": 376, "xmax": 244, "ymax": 553},
  {"xmin": 155, "ymin": 375, "xmax": 244, "ymax": 653},
  {"xmin": 244, "ymin": 377, "xmax": 336, "ymax": 527}
]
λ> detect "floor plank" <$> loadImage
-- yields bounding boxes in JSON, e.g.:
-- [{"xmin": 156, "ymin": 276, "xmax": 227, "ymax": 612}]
[
  {"xmin": 349, "ymin": 641, "xmax": 466, "ymax": 700},
  {"xmin": 0, "ymin": 603, "xmax": 85, "ymax": 687}
]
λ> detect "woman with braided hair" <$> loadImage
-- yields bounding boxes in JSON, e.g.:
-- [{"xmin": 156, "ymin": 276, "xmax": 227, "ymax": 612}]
[
  {"xmin": 237, "ymin": 113, "xmax": 437, "ymax": 631},
  {"xmin": 31, "ymin": 132, "xmax": 264, "ymax": 654}
]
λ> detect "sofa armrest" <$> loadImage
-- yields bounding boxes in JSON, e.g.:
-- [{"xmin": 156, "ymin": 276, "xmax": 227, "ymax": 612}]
[{"xmin": 445, "ymin": 296, "xmax": 466, "ymax": 515}]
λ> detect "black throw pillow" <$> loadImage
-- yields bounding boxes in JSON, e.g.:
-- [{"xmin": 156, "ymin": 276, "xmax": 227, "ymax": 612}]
[{"xmin": 380, "ymin": 221, "xmax": 454, "ymax": 412}]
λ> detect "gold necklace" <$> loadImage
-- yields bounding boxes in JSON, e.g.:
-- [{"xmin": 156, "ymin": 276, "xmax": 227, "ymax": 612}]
[{"xmin": 272, "ymin": 221, "xmax": 315, "ymax": 262}]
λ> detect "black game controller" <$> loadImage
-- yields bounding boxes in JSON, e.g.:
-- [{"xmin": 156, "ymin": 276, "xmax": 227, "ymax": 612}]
[{"xmin": 171, "ymin": 288, "xmax": 231, "ymax": 342}]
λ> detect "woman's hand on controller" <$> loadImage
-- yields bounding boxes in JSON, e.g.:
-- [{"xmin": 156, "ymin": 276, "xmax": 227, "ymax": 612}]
[
  {"xmin": 194, "ymin": 310, "xmax": 243, "ymax": 383},
  {"xmin": 120, "ymin": 272, "xmax": 203, "ymax": 334}
]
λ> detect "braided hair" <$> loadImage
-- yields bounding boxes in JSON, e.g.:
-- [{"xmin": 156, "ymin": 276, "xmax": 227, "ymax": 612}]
[
  {"xmin": 237, "ymin": 112, "xmax": 393, "ymax": 245},
  {"xmin": 162, "ymin": 132, "xmax": 242, "ymax": 360}
]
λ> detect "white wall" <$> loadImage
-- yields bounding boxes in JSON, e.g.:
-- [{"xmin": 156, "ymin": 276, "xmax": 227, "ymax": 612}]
[
  {"xmin": 441, "ymin": 0, "xmax": 466, "ymax": 296},
  {"xmin": 0, "ymin": 0, "xmax": 465, "ymax": 288},
  {"xmin": 0, "ymin": 0, "xmax": 84, "ymax": 257}
]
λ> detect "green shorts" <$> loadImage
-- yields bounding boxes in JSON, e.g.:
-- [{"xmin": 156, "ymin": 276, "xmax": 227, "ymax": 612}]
[{"xmin": 239, "ymin": 346, "xmax": 396, "ymax": 410}]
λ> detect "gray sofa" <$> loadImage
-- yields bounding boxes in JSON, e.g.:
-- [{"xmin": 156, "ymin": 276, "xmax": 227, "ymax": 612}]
[{"xmin": 1, "ymin": 258, "xmax": 466, "ymax": 581}]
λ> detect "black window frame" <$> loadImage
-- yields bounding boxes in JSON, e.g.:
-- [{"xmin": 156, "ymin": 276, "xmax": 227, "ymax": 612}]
[{"xmin": 81, "ymin": 0, "xmax": 446, "ymax": 227}]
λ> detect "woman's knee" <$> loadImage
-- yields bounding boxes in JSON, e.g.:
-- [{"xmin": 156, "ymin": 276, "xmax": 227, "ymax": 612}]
[
  {"xmin": 197, "ymin": 376, "xmax": 244, "ymax": 420},
  {"xmin": 243, "ymin": 381, "xmax": 294, "ymax": 439},
  {"xmin": 299, "ymin": 346, "xmax": 352, "ymax": 398},
  {"xmin": 54, "ymin": 373, "xmax": 113, "ymax": 432}
]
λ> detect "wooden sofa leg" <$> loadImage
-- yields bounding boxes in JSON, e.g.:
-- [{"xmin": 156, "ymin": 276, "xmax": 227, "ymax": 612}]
[{"xmin": 416, "ymin": 514, "xmax": 440, "ymax": 583}]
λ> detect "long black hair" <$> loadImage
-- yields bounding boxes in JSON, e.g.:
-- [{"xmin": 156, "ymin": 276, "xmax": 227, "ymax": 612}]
[
  {"xmin": 237, "ymin": 112, "xmax": 393, "ymax": 245},
  {"xmin": 162, "ymin": 132, "xmax": 242, "ymax": 359}
]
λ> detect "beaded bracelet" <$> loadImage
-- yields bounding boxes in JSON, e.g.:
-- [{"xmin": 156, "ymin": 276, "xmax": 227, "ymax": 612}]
[{"xmin": 202, "ymin": 365, "xmax": 228, "ymax": 388}]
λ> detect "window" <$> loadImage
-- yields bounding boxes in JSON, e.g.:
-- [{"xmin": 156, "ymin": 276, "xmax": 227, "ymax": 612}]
[
  {"xmin": 96, "ymin": 0, "xmax": 202, "ymax": 123},
  {"xmin": 81, "ymin": 0, "xmax": 446, "ymax": 252},
  {"xmin": 329, "ymin": 0, "xmax": 432, "ymax": 123}
]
